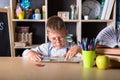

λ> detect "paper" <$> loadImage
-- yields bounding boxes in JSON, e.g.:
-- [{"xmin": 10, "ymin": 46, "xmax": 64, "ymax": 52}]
[{"xmin": 96, "ymin": 26, "xmax": 120, "ymax": 48}]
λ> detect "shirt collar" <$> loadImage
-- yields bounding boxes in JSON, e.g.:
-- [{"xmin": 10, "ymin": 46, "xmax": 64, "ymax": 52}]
[{"xmin": 48, "ymin": 41, "xmax": 68, "ymax": 50}]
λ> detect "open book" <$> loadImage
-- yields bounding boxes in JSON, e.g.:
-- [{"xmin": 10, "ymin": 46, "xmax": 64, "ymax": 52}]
[{"xmin": 96, "ymin": 26, "xmax": 120, "ymax": 48}]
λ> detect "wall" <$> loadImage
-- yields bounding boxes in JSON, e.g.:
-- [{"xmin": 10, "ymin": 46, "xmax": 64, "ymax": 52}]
[{"xmin": 0, "ymin": 0, "xmax": 10, "ymax": 8}]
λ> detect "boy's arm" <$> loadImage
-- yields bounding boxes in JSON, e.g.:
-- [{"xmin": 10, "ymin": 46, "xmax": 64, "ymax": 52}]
[
  {"xmin": 65, "ymin": 46, "xmax": 82, "ymax": 60},
  {"xmin": 27, "ymin": 51, "xmax": 43, "ymax": 61},
  {"xmin": 22, "ymin": 49, "xmax": 43, "ymax": 61},
  {"xmin": 22, "ymin": 43, "xmax": 48, "ymax": 61}
]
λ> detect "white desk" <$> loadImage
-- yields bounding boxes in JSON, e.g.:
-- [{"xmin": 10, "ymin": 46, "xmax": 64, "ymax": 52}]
[{"xmin": 0, "ymin": 57, "xmax": 119, "ymax": 80}]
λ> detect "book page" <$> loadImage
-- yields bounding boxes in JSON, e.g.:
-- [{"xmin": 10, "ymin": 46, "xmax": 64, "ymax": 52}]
[
  {"xmin": 105, "ymin": 0, "xmax": 115, "ymax": 20},
  {"xmin": 117, "ymin": 28, "xmax": 120, "ymax": 47},
  {"xmin": 96, "ymin": 26, "xmax": 117, "ymax": 48},
  {"xmin": 100, "ymin": 0, "xmax": 109, "ymax": 20}
]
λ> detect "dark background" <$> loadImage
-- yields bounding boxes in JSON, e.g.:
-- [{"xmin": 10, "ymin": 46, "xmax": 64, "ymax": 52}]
[{"xmin": 0, "ymin": 12, "xmax": 11, "ymax": 56}]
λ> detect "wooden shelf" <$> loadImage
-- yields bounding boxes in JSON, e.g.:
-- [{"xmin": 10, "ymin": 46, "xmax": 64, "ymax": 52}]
[
  {"xmin": 14, "ymin": 44, "xmax": 39, "ymax": 49},
  {"xmin": 63, "ymin": 19, "xmax": 79, "ymax": 22},
  {"xmin": 12, "ymin": 19, "xmax": 46, "ymax": 22},
  {"xmin": 81, "ymin": 20, "xmax": 114, "ymax": 22}
]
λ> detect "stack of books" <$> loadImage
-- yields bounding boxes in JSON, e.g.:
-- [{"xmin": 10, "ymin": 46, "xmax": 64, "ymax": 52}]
[
  {"xmin": 96, "ymin": 25, "xmax": 120, "ymax": 62},
  {"xmin": 100, "ymin": 0, "xmax": 115, "ymax": 20},
  {"xmin": 96, "ymin": 46, "xmax": 120, "ymax": 62}
]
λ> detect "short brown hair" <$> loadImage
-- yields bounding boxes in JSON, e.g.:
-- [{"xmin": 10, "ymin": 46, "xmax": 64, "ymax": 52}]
[{"xmin": 46, "ymin": 16, "xmax": 67, "ymax": 33}]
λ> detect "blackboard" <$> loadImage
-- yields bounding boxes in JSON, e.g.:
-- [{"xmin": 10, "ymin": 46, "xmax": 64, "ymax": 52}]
[{"xmin": 0, "ymin": 8, "xmax": 11, "ymax": 56}]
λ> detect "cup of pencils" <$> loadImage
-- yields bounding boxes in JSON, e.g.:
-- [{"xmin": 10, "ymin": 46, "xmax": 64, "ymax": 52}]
[{"xmin": 78, "ymin": 38, "xmax": 99, "ymax": 68}]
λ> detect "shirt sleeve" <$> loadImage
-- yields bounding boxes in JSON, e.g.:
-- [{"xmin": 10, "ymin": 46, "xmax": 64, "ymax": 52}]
[
  {"xmin": 22, "ymin": 49, "xmax": 31, "ymax": 57},
  {"xmin": 22, "ymin": 43, "xmax": 49, "ymax": 57}
]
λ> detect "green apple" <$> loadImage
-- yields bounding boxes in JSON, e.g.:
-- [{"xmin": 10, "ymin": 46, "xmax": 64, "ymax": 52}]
[{"xmin": 96, "ymin": 55, "xmax": 110, "ymax": 70}]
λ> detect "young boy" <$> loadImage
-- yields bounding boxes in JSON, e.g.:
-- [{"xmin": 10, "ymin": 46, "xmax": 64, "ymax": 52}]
[{"xmin": 22, "ymin": 16, "xmax": 81, "ymax": 62}]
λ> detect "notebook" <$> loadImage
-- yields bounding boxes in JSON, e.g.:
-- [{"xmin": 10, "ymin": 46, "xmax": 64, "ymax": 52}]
[{"xmin": 41, "ymin": 57, "xmax": 81, "ymax": 63}]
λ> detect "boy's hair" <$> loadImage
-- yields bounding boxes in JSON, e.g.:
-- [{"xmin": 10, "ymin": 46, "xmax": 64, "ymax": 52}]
[{"xmin": 46, "ymin": 16, "xmax": 67, "ymax": 33}]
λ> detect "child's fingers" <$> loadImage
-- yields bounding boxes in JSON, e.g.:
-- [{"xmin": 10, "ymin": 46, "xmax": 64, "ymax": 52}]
[
  {"xmin": 65, "ymin": 51, "xmax": 69, "ymax": 60},
  {"xmin": 36, "ymin": 55, "xmax": 42, "ymax": 61},
  {"xmin": 65, "ymin": 55, "xmax": 69, "ymax": 60},
  {"xmin": 65, "ymin": 51, "xmax": 74, "ymax": 60},
  {"xmin": 31, "ymin": 55, "xmax": 42, "ymax": 62},
  {"xmin": 69, "ymin": 53, "xmax": 74, "ymax": 59}
]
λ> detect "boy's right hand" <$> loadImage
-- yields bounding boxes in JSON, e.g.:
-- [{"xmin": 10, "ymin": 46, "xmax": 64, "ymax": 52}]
[{"xmin": 28, "ymin": 51, "xmax": 43, "ymax": 62}]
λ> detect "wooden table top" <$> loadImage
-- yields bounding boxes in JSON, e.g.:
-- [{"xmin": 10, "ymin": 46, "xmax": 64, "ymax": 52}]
[{"xmin": 0, "ymin": 57, "xmax": 119, "ymax": 80}]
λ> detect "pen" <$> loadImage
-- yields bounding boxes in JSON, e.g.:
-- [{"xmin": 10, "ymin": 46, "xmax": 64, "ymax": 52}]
[
  {"xmin": 94, "ymin": 39, "xmax": 99, "ymax": 49},
  {"xmin": 78, "ymin": 38, "xmax": 98, "ymax": 51}
]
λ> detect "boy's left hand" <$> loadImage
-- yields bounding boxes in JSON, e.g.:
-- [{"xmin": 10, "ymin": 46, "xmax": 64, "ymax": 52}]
[{"xmin": 65, "ymin": 46, "xmax": 81, "ymax": 60}]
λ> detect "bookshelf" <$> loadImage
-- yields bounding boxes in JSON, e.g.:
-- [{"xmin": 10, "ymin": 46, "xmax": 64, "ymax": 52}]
[{"xmin": 10, "ymin": 0, "xmax": 116, "ymax": 56}]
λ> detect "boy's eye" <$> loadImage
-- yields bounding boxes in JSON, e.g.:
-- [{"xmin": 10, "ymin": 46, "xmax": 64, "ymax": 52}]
[
  {"xmin": 50, "ymin": 36, "xmax": 65, "ymax": 41},
  {"xmin": 51, "ymin": 37, "xmax": 57, "ymax": 40}
]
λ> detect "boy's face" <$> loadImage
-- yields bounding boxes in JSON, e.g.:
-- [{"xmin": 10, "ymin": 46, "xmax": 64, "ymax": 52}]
[{"xmin": 48, "ymin": 31, "xmax": 68, "ymax": 48}]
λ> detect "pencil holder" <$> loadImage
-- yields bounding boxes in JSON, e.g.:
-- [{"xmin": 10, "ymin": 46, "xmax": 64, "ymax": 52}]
[{"xmin": 82, "ymin": 50, "xmax": 95, "ymax": 68}]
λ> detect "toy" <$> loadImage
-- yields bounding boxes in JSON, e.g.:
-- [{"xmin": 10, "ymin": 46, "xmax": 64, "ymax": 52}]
[
  {"xmin": 70, "ymin": 4, "xmax": 75, "ymax": 19},
  {"xmin": 21, "ymin": 0, "xmax": 31, "ymax": 10},
  {"xmin": 35, "ymin": 8, "xmax": 40, "ymax": 14},
  {"xmin": 32, "ymin": 8, "xmax": 41, "ymax": 20}
]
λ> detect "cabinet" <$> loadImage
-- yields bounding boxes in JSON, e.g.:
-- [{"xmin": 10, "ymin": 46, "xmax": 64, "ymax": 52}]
[{"xmin": 10, "ymin": 0, "xmax": 116, "ymax": 56}]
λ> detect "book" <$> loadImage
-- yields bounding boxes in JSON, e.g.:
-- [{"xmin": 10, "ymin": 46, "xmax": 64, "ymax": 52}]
[
  {"xmin": 96, "ymin": 47, "xmax": 120, "ymax": 62},
  {"xmin": 96, "ymin": 52, "xmax": 120, "ymax": 62},
  {"xmin": 105, "ymin": 0, "xmax": 115, "ymax": 20},
  {"xmin": 96, "ymin": 25, "xmax": 120, "ymax": 63},
  {"xmin": 96, "ymin": 47, "xmax": 120, "ymax": 55},
  {"xmin": 99, "ymin": 0, "xmax": 105, "ymax": 19},
  {"xmin": 100, "ymin": 0, "xmax": 109, "ymax": 20},
  {"xmin": 105, "ymin": 54, "xmax": 120, "ymax": 62},
  {"xmin": 97, "ymin": 54, "xmax": 120, "ymax": 63},
  {"xmin": 96, "ymin": 26, "xmax": 120, "ymax": 48}
]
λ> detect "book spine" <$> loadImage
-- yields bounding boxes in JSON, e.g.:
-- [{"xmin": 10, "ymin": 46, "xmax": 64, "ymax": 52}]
[
  {"xmin": 99, "ymin": 0, "xmax": 105, "ymax": 19},
  {"xmin": 105, "ymin": 0, "xmax": 115, "ymax": 20},
  {"xmin": 96, "ymin": 48, "xmax": 120, "ymax": 54},
  {"xmin": 100, "ymin": 0, "xmax": 109, "ymax": 20},
  {"xmin": 105, "ymin": 55, "xmax": 120, "ymax": 62}
]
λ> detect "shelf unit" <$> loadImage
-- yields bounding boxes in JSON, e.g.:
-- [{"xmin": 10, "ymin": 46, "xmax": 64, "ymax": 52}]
[{"xmin": 10, "ymin": 0, "xmax": 116, "ymax": 56}]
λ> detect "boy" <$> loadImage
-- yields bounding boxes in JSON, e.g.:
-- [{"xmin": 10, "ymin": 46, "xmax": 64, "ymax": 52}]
[{"xmin": 22, "ymin": 16, "xmax": 81, "ymax": 62}]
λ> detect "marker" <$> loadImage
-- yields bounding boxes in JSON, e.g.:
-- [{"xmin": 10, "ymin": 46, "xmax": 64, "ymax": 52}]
[{"xmin": 35, "ymin": 64, "xmax": 45, "ymax": 67}]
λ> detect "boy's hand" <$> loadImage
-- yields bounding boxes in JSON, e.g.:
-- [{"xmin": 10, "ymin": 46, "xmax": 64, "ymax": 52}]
[
  {"xmin": 65, "ymin": 46, "xmax": 82, "ymax": 60},
  {"xmin": 28, "ymin": 51, "xmax": 43, "ymax": 62}
]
